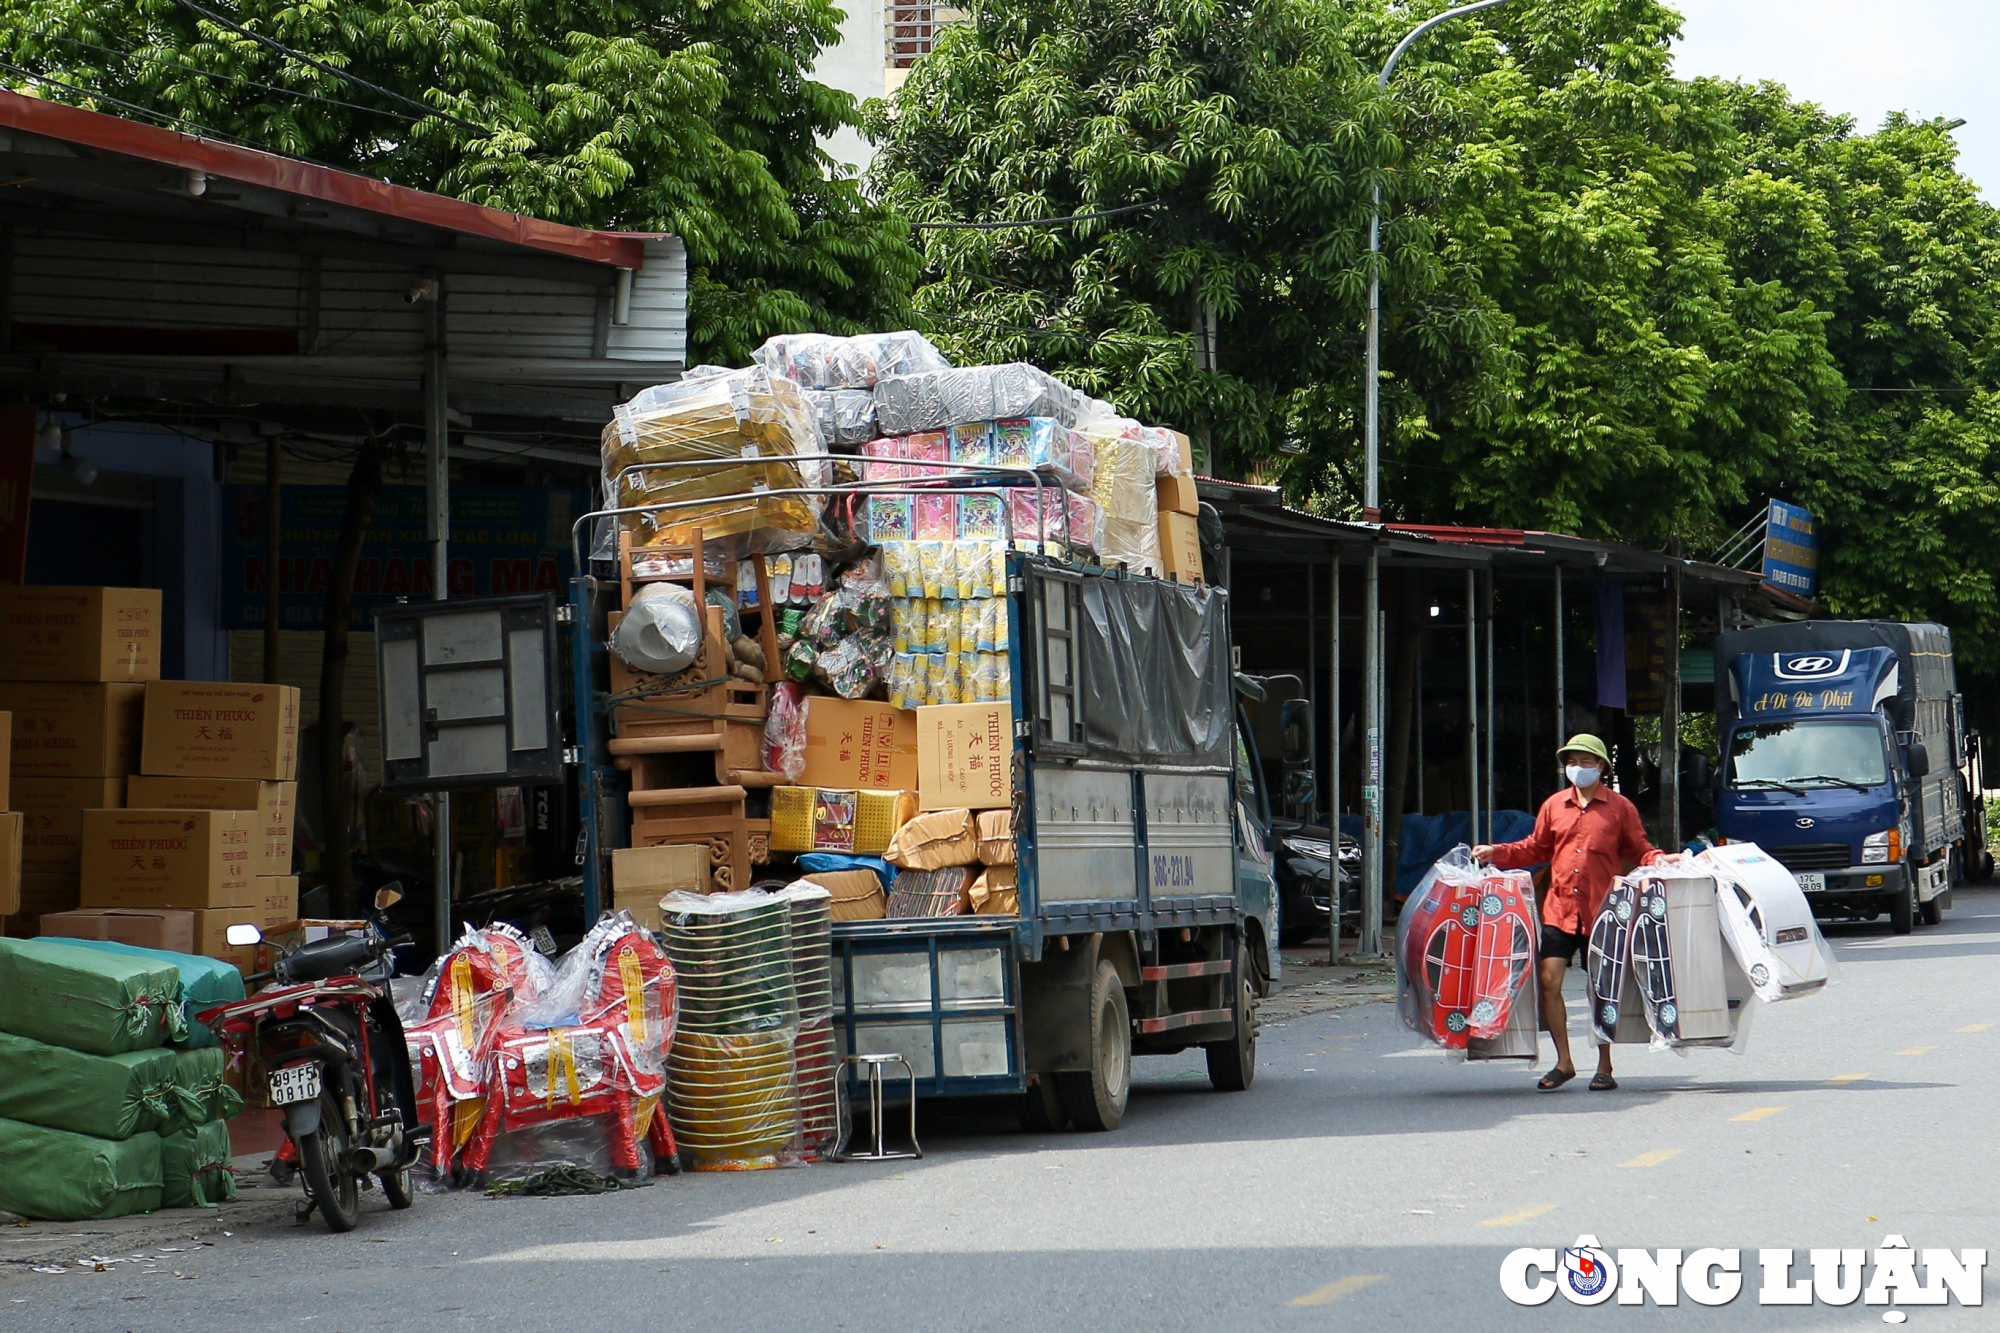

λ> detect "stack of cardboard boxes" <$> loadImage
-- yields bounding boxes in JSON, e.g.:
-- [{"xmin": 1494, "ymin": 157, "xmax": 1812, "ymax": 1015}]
[
  {"xmin": 0, "ymin": 587, "xmax": 157, "ymax": 936},
  {"xmin": 1154, "ymin": 429, "xmax": 1205, "ymax": 586},
  {"xmin": 0, "ymin": 587, "xmax": 300, "ymax": 973}
]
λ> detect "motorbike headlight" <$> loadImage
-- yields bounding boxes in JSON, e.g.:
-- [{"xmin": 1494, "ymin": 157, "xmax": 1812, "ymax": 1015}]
[
  {"xmin": 1861, "ymin": 828, "xmax": 1901, "ymax": 864},
  {"xmin": 1282, "ymin": 837, "xmax": 1333, "ymax": 861}
]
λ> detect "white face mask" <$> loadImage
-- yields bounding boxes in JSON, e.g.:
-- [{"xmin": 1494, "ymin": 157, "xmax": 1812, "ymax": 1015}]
[{"xmin": 1566, "ymin": 763, "xmax": 1602, "ymax": 789}]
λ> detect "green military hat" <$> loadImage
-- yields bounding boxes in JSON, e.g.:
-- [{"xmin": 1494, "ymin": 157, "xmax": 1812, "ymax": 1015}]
[{"xmin": 1557, "ymin": 733, "xmax": 1611, "ymax": 766}]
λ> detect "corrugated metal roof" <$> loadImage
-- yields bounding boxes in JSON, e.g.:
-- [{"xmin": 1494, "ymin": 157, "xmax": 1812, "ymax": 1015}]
[{"xmin": 0, "ymin": 91, "xmax": 658, "ymax": 270}]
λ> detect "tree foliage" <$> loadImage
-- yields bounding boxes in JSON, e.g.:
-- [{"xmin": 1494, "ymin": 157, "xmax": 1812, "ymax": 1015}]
[
  {"xmin": 0, "ymin": 0, "xmax": 919, "ymax": 362},
  {"xmin": 874, "ymin": 0, "xmax": 2000, "ymax": 667}
]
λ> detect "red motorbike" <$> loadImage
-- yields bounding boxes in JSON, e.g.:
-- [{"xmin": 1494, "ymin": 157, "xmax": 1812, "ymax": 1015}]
[{"xmin": 200, "ymin": 892, "xmax": 424, "ymax": 1232}]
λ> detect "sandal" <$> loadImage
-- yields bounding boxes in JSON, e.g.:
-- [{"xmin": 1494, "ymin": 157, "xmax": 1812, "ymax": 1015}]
[
  {"xmin": 1537, "ymin": 1067, "xmax": 1576, "ymax": 1092},
  {"xmin": 1589, "ymin": 1072, "xmax": 1618, "ymax": 1092}
]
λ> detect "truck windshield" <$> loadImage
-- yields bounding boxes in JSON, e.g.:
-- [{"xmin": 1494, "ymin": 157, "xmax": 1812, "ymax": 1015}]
[{"xmin": 1727, "ymin": 719, "xmax": 1889, "ymax": 789}]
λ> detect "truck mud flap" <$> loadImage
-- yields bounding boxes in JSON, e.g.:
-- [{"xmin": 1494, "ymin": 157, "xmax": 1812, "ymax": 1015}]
[{"xmin": 1021, "ymin": 941, "xmax": 1100, "ymax": 1073}]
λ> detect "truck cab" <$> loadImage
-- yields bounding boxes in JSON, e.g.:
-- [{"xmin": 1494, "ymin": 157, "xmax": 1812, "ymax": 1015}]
[{"xmin": 1714, "ymin": 623, "xmax": 1970, "ymax": 933}]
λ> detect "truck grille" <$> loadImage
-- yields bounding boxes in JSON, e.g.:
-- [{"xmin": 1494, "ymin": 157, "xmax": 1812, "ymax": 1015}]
[{"xmin": 1766, "ymin": 843, "xmax": 1851, "ymax": 872}]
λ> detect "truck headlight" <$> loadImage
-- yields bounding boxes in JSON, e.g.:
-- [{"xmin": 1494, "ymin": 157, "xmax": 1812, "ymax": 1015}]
[{"xmin": 1861, "ymin": 828, "xmax": 1901, "ymax": 864}]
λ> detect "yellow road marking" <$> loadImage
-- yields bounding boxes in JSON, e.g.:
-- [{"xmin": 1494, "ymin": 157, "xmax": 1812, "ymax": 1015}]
[
  {"xmin": 1898, "ymin": 1046, "xmax": 1937, "ymax": 1056},
  {"xmin": 1288, "ymin": 1275, "xmax": 1386, "ymax": 1308},
  {"xmin": 1824, "ymin": 1073, "xmax": 1869, "ymax": 1085},
  {"xmin": 1621, "ymin": 1149, "xmax": 1684, "ymax": 1169},
  {"xmin": 1731, "ymin": 1106, "xmax": 1787, "ymax": 1122},
  {"xmin": 1957, "ymin": 1023, "xmax": 1993, "ymax": 1033},
  {"xmin": 1480, "ymin": 1203, "xmax": 1557, "ymax": 1227}
]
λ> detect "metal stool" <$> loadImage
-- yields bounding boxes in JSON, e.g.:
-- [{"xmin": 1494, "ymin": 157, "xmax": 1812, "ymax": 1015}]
[{"xmin": 831, "ymin": 1053, "xmax": 922, "ymax": 1162}]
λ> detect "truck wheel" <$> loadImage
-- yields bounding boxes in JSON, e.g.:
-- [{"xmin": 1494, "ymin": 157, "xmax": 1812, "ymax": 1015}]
[
  {"xmin": 1890, "ymin": 864, "xmax": 1916, "ymax": 935},
  {"xmin": 1016, "ymin": 1076, "xmax": 1068, "ymax": 1133},
  {"xmin": 1058, "ymin": 960, "xmax": 1130, "ymax": 1132},
  {"xmin": 1205, "ymin": 941, "xmax": 1258, "ymax": 1092}
]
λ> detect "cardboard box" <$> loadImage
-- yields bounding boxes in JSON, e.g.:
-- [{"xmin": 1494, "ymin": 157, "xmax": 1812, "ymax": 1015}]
[
  {"xmin": 1156, "ymin": 471, "xmax": 1199, "ymax": 517},
  {"xmin": 611, "ymin": 843, "xmax": 708, "ymax": 930},
  {"xmin": 0, "ymin": 812, "xmax": 20, "ymax": 916},
  {"xmin": 140, "ymin": 681, "xmax": 300, "ymax": 781},
  {"xmin": 0, "ymin": 711, "xmax": 10, "ymax": 811},
  {"xmin": 915, "ymin": 703, "xmax": 1014, "ymax": 810},
  {"xmin": 78, "ymin": 808, "xmax": 258, "ymax": 910},
  {"xmin": 1158, "ymin": 510, "xmax": 1205, "ymax": 585},
  {"xmin": 1163, "ymin": 429, "xmax": 1195, "ymax": 478},
  {"xmin": 0, "ymin": 586, "xmax": 162, "ymax": 682},
  {"xmin": 800, "ymin": 697, "xmax": 919, "ymax": 791},
  {"xmin": 2, "ymin": 871, "xmax": 79, "ymax": 937},
  {"xmin": 126, "ymin": 776, "xmax": 295, "ymax": 876},
  {"xmin": 0, "ymin": 682, "xmax": 146, "ymax": 777},
  {"xmin": 38, "ymin": 907, "xmax": 197, "ymax": 953},
  {"xmin": 13, "ymin": 777, "xmax": 126, "ymax": 874},
  {"xmin": 255, "ymin": 874, "xmax": 299, "ymax": 927}
]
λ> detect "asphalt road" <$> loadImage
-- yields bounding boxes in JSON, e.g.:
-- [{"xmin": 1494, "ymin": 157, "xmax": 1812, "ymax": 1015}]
[{"xmin": 6, "ymin": 888, "xmax": 1996, "ymax": 1331}]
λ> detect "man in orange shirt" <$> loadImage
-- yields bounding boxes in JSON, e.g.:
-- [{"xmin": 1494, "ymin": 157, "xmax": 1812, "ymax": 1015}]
[{"xmin": 1473, "ymin": 734, "xmax": 1664, "ymax": 1092}]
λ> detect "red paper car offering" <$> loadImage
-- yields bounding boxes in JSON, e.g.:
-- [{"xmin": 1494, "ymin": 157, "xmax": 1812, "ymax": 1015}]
[{"xmin": 1397, "ymin": 848, "xmax": 1538, "ymax": 1053}]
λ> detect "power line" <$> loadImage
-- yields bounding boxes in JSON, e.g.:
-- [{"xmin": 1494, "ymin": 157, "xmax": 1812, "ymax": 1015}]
[
  {"xmin": 0, "ymin": 57, "xmax": 248, "ymax": 145},
  {"xmin": 25, "ymin": 26, "xmax": 422, "ymax": 123},
  {"xmin": 167, "ymin": 0, "xmax": 487, "ymax": 136},
  {"xmin": 909, "ymin": 201, "xmax": 1165, "ymax": 231}
]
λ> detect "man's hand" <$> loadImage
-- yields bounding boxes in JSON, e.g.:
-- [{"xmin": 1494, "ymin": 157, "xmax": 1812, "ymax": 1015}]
[{"xmin": 1471, "ymin": 844, "xmax": 1496, "ymax": 862}]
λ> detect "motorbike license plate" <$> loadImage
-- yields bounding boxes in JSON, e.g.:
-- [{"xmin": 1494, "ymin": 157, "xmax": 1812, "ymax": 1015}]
[
  {"xmin": 1796, "ymin": 872, "xmax": 1827, "ymax": 892},
  {"xmin": 269, "ymin": 1064, "xmax": 322, "ymax": 1106}
]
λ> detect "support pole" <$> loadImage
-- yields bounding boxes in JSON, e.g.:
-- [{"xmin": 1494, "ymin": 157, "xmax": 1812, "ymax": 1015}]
[
  {"xmin": 1663, "ymin": 564, "xmax": 1683, "ymax": 851},
  {"xmin": 425, "ymin": 283, "xmax": 453, "ymax": 954},
  {"xmin": 1306, "ymin": 562, "xmax": 1318, "ymax": 827},
  {"xmin": 1466, "ymin": 569, "xmax": 1479, "ymax": 848},
  {"xmin": 1328, "ymin": 554, "xmax": 1341, "ymax": 966},
  {"xmin": 1483, "ymin": 569, "xmax": 1495, "ymax": 843},
  {"xmin": 1554, "ymin": 566, "xmax": 1566, "ymax": 755},
  {"xmin": 1361, "ymin": 545, "xmax": 1383, "ymax": 955}
]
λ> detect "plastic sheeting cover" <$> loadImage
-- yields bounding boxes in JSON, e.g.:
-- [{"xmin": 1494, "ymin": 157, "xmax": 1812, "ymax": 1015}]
[
  {"xmin": 0, "ymin": 1118, "xmax": 163, "ymax": 1220},
  {"xmin": 1070, "ymin": 566, "xmax": 1231, "ymax": 767}
]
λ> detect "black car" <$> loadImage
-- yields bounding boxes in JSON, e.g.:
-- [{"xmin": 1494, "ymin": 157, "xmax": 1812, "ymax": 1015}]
[{"xmin": 1271, "ymin": 819, "xmax": 1360, "ymax": 947}]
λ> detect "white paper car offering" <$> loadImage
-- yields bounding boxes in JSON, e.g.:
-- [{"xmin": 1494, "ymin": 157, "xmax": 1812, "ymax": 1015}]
[{"xmin": 1696, "ymin": 842, "xmax": 1837, "ymax": 1002}]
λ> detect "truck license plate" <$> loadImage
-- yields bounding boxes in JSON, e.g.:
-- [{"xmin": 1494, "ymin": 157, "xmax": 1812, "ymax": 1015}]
[
  {"xmin": 269, "ymin": 1064, "xmax": 322, "ymax": 1106},
  {"xmin": 1796, "ymin": 872, "xmax": 1826, "ymax": 892}
]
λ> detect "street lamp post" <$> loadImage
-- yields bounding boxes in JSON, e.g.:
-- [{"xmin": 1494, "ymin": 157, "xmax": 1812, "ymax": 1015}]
[{"xmin": 1359, "ymin": 0, "xmax": 1512, "ymax": 956}]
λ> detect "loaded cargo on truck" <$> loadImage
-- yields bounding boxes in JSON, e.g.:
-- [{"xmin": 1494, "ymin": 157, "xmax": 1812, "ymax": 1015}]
[
  {"xmin": 561, "ymin": 340, "xmax": 1278, "ymax": 1135},
  {"xmin": 1712, "ymin": 620, "xmax": 1989, "ymax": 934}
]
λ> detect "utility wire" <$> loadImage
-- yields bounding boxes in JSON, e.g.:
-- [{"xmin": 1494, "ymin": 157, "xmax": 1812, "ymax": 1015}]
[
  {"xmin": 167, "ymin": 0, "xmax": 488, "ymax": 136},
  {"xmin": 909, "ymin": 201, "xmax": 1164, "ymax": 230},
  {"xmin": 25, "ymin": 25, "xmax": 422, "ymax": 123},
  {"xmin": 0, "ymin": 57, "xmax": 248, "ymax": 144}
]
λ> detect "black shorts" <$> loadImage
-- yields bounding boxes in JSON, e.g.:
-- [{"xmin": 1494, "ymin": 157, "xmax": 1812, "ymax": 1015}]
[{"xmin": 1538, "ymin": 924, "xmax": 1587, "ymax": 965}]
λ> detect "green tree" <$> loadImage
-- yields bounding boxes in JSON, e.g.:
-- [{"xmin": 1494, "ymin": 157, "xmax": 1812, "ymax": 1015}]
[
  {"xmin": 867, "ymin": 0, "xmax": 1500, "ymax": 482},
  {"xmin": 1720, "ymin": 89, "xmax": 2000, "ymax": 668},
  {"xmin": 0, "ymin": 0, "xmax": 918, "ymax": 362}
]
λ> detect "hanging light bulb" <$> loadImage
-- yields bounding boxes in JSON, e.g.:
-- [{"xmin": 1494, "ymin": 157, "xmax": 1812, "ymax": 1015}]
[
  {"xmin": 35, "ymin": 417, "xmax": 62, "ymax": 454},
  {"xmin": 70, "ymin": 452, "xmax": 98, "ymax": 486}
]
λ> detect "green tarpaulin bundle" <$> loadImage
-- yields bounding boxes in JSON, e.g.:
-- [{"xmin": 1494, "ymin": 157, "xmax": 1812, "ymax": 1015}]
[
  {"xmin": 0, "ymin": 1032, "xmax": 205, "ymax": 1140},
  {"xmin": 0, "ymin": 1117, "xmax": 162, "ymax": 1220},
  {"xmin": 171, "ymin": 1045, "xmax": 244, "ymax": 1126},
  {"xmin": 41, "ymin": 939, "xmax": 245, "ymax": 1050},
  {"xmin": 0, "ymin": 938, "xmax": 185, "ymax": 1056},
  {"xmin": 161, "ymin": 1119, "xmax": 236, "ymax": 1209}
]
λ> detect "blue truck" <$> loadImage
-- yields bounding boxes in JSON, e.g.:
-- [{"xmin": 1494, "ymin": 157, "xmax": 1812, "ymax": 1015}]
[{"xmin": 1712, "ymin": 620, "xmax": 1990, "ymax": 934}]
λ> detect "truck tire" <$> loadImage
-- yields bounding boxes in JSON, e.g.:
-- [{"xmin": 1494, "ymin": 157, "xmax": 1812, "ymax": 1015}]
[
  {"xmin": 1016, "ymin": 1076, "xmax": 1068, "ymax": 1133},
  {"xmin": 1890, "ymin": 862, "xmax": 1916, "ymax": 935},
  {"xmin": 1058, "ymin": 960, "xmax": 1130, "ymax": 1132},
  {"xmin": 1205, "ymin": 941, "xmax": 1258, "ymax": 1092}
]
